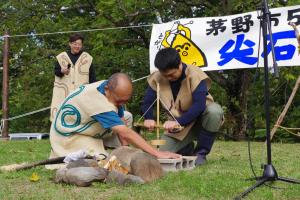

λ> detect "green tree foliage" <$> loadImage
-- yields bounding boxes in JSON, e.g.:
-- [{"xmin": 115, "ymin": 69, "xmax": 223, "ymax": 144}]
[{"xmin": 0, "ymin": 0, "xmax": 299, "ymax": 141}]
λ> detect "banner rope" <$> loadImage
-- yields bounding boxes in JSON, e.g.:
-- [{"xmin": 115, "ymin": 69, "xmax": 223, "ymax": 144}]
[{"xmin": 1, "ymin": 24, "xmax": 152, "ymax": 38}]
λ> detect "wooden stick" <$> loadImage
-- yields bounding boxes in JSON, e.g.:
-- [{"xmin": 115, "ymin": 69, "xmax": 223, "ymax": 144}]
[
  {"xmin": 276, "ymin": 125, "xmax": 300, "ymax": 138},
  {"xmin": 156, "ymin": 83, "xmax": 160, "ymax": 150},
  {"xmin": 1, "ymin": 31, "xmax": 10, "ymax": 138},
  {"xmin": 156, "ymin": 83, "xmax": 160, "ymax": 141},
  {"xmin": 270, "ymin": 76, "xmax": 300, "ymax": 140},
  {"xmin": 150, "ymin": 140, "xmax": 166, "ymax": 146},
  {"xmin": 0, "ymin": 155, "xmax": 94, "ymax": 172},
  {"xmin": 133, "ymin": 122, "xmax": 183, "ymax": 131},
  {"xmin": 0, "ymin": 156, "xmax": 66, "ymax": 172},
  {"xmin": 103, "ymin": 155, "xmax": 129, "ymax": 174}
]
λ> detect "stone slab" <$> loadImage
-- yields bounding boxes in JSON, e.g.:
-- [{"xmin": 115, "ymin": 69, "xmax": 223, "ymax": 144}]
[{"xmin": 158, "ymin": 156, "xmax": 197, "ymax": 172}]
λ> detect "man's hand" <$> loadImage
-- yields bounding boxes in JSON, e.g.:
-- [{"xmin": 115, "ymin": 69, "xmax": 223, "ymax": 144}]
[
  {"xmin": 289, "ymin": 22, "xmax": 297, "ymax": 29},
  {"xmin": 144, "ymin": 119, "xmax": 156, "ymax": 131},
  {"xmin": 121, "ymin": 117, "xmax": 129, "ymax": 126},
  {"xmin": 61, "ymin": 67, "xmax": 70, "ymax": 75},
  {"xmin": 155, "ymin": 151, "xmax": 181, "ymax": 159},
  {"xmin": 163, "ymin": 120, "xmax": 180, "ymax": 133}
]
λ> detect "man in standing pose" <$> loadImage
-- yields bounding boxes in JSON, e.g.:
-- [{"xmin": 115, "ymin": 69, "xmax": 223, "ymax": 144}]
[{"xmin": 50, "ymin": 33, "xmax": 96, "ymax": 121}]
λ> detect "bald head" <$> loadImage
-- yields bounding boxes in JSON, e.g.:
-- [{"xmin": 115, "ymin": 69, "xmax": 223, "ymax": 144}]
[
  {"xmin": 106, "ymin": 73, "xmax": 133, "ymax": 106},
  {"xmin": 107, "ymin": 73, "xmax": 132, "ymax": 91}
]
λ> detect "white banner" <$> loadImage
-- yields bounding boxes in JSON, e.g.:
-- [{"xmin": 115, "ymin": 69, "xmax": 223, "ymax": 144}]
[{"xmin": 149, "ymin": 5, "xmax": 300, "ymax": 73}]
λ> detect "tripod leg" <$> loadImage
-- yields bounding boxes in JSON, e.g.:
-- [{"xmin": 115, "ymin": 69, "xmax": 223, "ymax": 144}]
[
  {"xmin": 244, "ymin": 175, "xmax": 266, "ymax": 181},
  {"xmin": 234, "ymin": 178, "xmax": 268, "ymax": 200},
  {"xmin": 277, "ymin": 176, "xmax": 300, "ymax": 184}
]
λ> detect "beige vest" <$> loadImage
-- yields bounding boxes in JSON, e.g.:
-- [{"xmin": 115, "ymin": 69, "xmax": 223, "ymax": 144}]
[
  {"xmin": 50, "ymin": 81, "xmax": 118, "ymax": 157},
  {"xmin": 148, "ymin": 64, "xmax": 214, "ymax": 140},
  {"xmin": 50, "ymin": 51, "xmax": 93, "ymax": 121}
]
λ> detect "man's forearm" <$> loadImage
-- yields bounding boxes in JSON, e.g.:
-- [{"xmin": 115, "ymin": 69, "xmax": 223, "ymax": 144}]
[
  {"xmin": 113, "ymin": 125, "xmax": 158, "ymax": 157},
  {"xmin": 176, "ymin": 91, "xmax": 206, "ymax": 125}
]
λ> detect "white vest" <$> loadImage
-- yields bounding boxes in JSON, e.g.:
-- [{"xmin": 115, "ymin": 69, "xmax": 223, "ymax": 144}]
[
  {"xmin": 50, "ymin": 81, "xmax": 118, "ymax": 157},
  {"xmin": 50, "ymin": 51, "xmax": 93, "ymax": 121},
  {"xmin": 148, "ymin": 64, "xmax": 214, "ymax": 140}
]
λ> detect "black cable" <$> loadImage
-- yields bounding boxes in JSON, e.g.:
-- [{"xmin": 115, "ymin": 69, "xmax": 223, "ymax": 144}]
[{"xmin": 246, "ymin": 8, "xmax": 263, "ymax": 181}]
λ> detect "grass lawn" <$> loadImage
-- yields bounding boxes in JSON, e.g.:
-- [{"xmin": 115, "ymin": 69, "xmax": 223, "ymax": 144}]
[{"xmin": 0, "ymin": 139, "xmax": 299, "ymax": 200}]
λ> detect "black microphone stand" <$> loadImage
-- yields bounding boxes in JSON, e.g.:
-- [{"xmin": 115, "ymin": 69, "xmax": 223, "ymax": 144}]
[{"xmin": 234, "ymin": 0, "xmax": 300, "ymax": 199}]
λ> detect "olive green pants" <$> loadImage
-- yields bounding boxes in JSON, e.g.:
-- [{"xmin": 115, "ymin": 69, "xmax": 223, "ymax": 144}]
[{"xmin": 160, "ymin": 102, "xmax": 223, "ymax": 152}]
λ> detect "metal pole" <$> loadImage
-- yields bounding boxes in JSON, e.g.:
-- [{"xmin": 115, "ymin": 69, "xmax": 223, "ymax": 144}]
[
  {"xmin": 2, "ymin": 31, "xmax": 10, "ymax": 138},
  {"xmin": 261, "ymin": 0, "xmax": 272, "ymax": 165},
  {"xmin": 234, "ymin": 1, "xmax": 300, "ymax": 199}
]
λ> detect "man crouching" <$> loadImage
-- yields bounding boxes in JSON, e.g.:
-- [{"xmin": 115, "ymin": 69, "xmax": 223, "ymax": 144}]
[{"xmin": 49, "ymin": 73, "xmax": 180, "ymax": 160}]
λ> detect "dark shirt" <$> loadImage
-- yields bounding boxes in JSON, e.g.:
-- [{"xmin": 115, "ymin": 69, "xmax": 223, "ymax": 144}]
[
  {"xmin": 54, "ymin": 50, "xmax": 96, "ymax": 83},
  {"xmin": 141, "ymin": 64, "xmax": 207, "ymax": 126}
]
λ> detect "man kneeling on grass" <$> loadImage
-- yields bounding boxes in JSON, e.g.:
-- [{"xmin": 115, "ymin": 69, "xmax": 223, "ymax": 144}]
[{"xmin": 49, "ymin": 72, "xmax": 180, "ymax": 161}]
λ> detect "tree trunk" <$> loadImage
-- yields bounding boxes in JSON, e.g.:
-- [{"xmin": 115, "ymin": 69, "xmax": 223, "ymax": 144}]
[{"xmin": 210, "ymin": 69, "xmax": 251, "ymax": 140}]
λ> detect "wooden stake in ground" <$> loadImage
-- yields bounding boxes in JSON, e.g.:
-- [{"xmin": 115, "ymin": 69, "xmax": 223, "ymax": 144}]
[
  {"xmin": 270, "ymin": 76, "xmax": 300, "ymax": 140},
  {"xmin": 1, "ymin": 31, "xmax": 10, "ymax": 139},
  {"xmin": 134, "ymin": 83, "xmax": 184, "ymax": 146},
  {"xmin": 150, "ymin": 83, "xmax": 166, "ymax": 148}
]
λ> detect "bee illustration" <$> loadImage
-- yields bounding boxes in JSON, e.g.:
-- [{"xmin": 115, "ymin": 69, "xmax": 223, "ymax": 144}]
[{"xmin": 161, "ymin": 22, "xmax": 207, "ymax": 67}]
